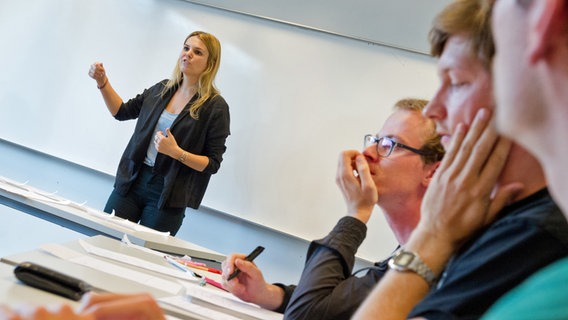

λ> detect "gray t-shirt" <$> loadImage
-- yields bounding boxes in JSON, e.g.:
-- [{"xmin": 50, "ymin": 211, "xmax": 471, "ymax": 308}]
[{"xmin": 144, "ymin": 110, "xmax": 177, "ymax": 166}]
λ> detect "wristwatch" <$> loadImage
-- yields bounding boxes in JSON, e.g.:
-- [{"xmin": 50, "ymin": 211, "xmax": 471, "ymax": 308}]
[{"xmin": 388, "ymin": 249, "xmax": 437, "ymax": 288}]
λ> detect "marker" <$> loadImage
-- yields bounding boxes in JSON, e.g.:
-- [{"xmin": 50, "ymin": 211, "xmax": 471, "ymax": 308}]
[
  {"xmin": 201, "ymin": 277, "xmax": 228, "ymax": 291},
  {"xmin": 174, "ymin": 258, "xmax": 222, "ymax": 275},
  {"xmin": 227, "ymin": 246, "xmax": 265, "ymax": 281},
  {"xmin": 164, "ymin": 256, "xmax": 201, "ymax": 279},
  {"xmin": 184, "ymin": 260, "xmax": 207, "ymax": 267},
  {"xmin": 188, "ymin": 264, "xmax": 222, "ymax": 275}
]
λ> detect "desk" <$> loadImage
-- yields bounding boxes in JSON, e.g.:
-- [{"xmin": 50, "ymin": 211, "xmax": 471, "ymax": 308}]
[
  {"xmin": 0, "ymin": 239, "xmax": 202, "ymax": 319},
  {"xmin": 0, "ymin": 176, "xmax": 225, "ymax": 262},
  {"xmin": 1, "ymin": 235, "xmax": 283, "ymax": 320},
  {"xmin": 1, "ymin": 236, "xmax": 186, "ymax": 298},
  {"xmin": 0, "ymin": 270, "xmax": 203, "ymax": 320}
]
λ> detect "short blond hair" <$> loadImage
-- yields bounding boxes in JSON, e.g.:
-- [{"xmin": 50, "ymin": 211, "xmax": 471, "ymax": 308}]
[
  {"xmin": 429, "ymin": 0, "xmax": 495, "ymax": 70},
  {"xmin": 394, "ymin": 98, "xmax": 444, "ymax": 164}
]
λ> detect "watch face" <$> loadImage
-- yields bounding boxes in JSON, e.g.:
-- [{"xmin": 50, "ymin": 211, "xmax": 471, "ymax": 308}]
[
  {"xmin": 395, "ymin": 251, "xmax": 414, "ymax": 266},
  {"xmin": 389, "ymin": 250, "xmax": 436, "ymax": 287}
]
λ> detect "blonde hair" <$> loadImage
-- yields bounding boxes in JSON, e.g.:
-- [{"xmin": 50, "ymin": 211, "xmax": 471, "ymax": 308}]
[
  {"xmin": 429, "ymin": 0, "xmax": 495, "ymax": 70},
  {"xmin": 394, "ymin": 98, "xmax": 445, "ymax": 164},
  {"xmin": 161, "ymin": 31, "xmax": 222, "ymax": 119}
]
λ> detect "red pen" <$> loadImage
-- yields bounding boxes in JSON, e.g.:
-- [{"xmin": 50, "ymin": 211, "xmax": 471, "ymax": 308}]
[
  {"xmin": 202, "ymin": 277, "xmax": 228, "ymax": 291},
  {"xmin": 186, "ymin": 261, "xmax": 207, "ymax": 267},
  {"xmin": 190, "ymin": 265, "xmax": 222, "ymax": 275},
  {"xmin": 173, "ymin": 258, "xmax": 222, "ymax": 274},
  {"xmin": 176, "ymin": 257, "xmax": 207, "ymax": 267}
]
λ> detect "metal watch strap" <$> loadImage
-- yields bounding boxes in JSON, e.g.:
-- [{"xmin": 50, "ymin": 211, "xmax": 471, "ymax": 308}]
[{"xmin": 388, "ymin": 249, "xmax": 437, "ymax": 288}]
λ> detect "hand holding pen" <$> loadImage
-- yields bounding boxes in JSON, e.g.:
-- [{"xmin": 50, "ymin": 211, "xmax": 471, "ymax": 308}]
[
  {"xmin": 227, "ymin": 246, "xmax": 264, "ymax": 281},
  {"xmin": 221, "ymin": 247, "xmax": 286, "ymax": 310}
]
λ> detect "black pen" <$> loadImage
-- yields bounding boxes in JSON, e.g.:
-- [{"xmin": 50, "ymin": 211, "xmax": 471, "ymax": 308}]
[{"xmin": 227, "ymin": 245, "xmax": 265, "ymax": 281}]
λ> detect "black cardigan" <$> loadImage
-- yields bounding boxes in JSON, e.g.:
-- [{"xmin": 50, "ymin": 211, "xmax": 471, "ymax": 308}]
[{"xmin": 112, "ymin": 80, "xmax": 230, "ymax": 209}]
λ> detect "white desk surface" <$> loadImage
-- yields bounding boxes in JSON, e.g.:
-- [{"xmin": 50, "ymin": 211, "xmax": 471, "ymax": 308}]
[
  {"xmin": 0, "ymin": 177, "xmax": 225, "ymax": 262},
  {"xmin": 1, "ymin": 235, "xmax": 186, "ymax": 298},
  {"xmin": 0, "ymin": 264, "xmax": 204, "ymax": 320},
  {"xmin": 1, "ymin": 234, "xmax": 285, "ymax": 320},
  {"xmin": 0, "ymin": 235, "xmax": 219, "ymax": 319}
]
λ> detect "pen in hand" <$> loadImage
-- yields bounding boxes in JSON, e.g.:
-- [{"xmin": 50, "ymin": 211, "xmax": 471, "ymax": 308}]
[{"xmin": 227, "ymin": 246, "xmax": 265, "ymax": 281}]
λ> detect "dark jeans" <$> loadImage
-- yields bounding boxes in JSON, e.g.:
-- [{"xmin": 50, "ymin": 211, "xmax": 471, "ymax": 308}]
[{"xmin": 104, "ymin": 164, "xmax": 185, "ymax": 236}]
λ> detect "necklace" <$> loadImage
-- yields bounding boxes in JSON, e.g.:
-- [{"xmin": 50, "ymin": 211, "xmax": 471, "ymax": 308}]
[{"xmin": 167, "ymin": 89, "xmax": 195, "ymax": 114}]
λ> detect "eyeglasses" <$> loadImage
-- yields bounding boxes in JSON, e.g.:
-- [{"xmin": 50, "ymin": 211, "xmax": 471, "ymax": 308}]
[{"xmin": 364, "ymin": 134, "xmax": 430, "ymax": 158}]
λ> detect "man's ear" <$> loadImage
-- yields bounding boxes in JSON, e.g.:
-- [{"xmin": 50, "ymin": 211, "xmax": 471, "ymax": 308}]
[
  {"xmin": 422, "ymin": 161, "xmax": 441, "ymax": 188},
  {"xmin": 527, "ymin": 0, "xmax": 566, "ymax": 64}
]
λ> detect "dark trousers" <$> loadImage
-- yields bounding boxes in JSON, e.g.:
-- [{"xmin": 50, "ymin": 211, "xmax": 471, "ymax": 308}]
[{"xmin": 104, "ymin": 164, "xmax": 185, "ymax": 236}]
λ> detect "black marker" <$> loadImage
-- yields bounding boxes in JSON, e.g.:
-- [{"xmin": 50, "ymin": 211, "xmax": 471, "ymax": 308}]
[{"xmin": 227, "ymin": 245, "xmax": 265, "ymax": 281}]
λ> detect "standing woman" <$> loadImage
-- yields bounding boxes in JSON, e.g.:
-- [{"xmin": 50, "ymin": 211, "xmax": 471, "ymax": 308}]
[{"xmin": 88, "ymin": 31, "xmax": 230, "ymax": 236}]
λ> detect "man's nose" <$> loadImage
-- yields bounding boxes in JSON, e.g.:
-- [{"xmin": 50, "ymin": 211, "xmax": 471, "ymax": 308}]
[
  {"xmin": 423, "ymin": 90, "xmax": 447, "ymax": 120},
  {"xmin": 362, "ymin": 145, "xmax": 379, "ymax": 161}
]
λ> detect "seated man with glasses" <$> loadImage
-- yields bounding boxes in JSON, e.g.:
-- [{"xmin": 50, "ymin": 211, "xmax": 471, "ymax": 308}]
[{"xmin": 221, "ymin": 98, "xmax": 444, "ymax": 320}]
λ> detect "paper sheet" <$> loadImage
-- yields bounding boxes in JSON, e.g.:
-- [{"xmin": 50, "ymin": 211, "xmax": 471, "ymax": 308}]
[
  {"xmin": 40, "ymin": 243, "xmax": 183, "ymax": 295},
  {"xmin": 161, "ymin": 282, "xmax": 283, "ymax": 320},
  {"xmin": 160, "ymin": 295, "xmax": 244, "ymax": 320},
  {"xmin": 0, "ymin": 176, "xmax": 87, "ymax": 210},
  {"xmin": 78, "ymin": 239, "xmax": 200, "ymax": 283},
  {"xmin": 121, "ymin": 234, "xmax": 166, "ymax": 258}
]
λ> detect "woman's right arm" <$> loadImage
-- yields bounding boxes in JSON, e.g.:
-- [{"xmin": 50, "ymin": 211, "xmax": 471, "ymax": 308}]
[{"xmin": 88, "ymin": 62, "xmax": 123, "ymax": 116}]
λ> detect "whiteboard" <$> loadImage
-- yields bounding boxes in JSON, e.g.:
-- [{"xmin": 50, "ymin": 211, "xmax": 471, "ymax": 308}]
[{"xmin": 0, "ymin": 0, "xmax": 440, "ymax": 260}]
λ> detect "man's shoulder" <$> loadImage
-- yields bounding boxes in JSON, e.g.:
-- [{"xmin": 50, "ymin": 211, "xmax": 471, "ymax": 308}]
[
  {"xmin": 408, "ymin": 189, "xmax": 568, "ymax": 319},
  {"xmin": 493, "ymin": 188, "xmax": 568, "ymax": 244},
  {"xmin": 482, "ymin": 257, "xmax": 568, "ymax": 320}
]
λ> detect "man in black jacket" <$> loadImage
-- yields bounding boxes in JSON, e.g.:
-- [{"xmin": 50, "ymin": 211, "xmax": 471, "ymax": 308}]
[{"xmin": 221, "ymin": 98, "xmax": 444, "ymax": 319}]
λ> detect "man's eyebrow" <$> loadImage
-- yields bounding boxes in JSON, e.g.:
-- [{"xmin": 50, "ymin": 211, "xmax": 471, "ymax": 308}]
[
  {"xmin": 387, "ymin": 134, "xmax": 416, "ymax": 145},
  {"xmin": 380, "ymin": 134, "xmax": 399, "ymax": 140}
]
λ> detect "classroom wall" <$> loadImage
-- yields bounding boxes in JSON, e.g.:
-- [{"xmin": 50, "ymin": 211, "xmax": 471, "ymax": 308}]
[{"xmin": 0, "ymin": 0, "xmax": 442, "ymax": 262}]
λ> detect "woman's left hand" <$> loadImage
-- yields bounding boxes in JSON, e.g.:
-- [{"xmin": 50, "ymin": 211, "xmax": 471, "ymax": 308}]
[{"xmin": 154, "ymin": 128, "xmax": 181, "ymax": 158}]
